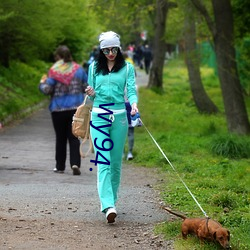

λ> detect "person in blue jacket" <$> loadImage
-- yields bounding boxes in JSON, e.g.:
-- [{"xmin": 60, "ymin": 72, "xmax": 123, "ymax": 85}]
[
  {"xmin": 39, "ymin": 45, "xmax": 88, "ymax": 175},
  {"xmin": 85, "ymin": 31, "xmax": 138, "ymax": 223}
]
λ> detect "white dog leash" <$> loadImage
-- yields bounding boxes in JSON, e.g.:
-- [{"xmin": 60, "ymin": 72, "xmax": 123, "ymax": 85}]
[{"xmin": 139, "ymin": 118, "xmax": 209, "ymax": 218}]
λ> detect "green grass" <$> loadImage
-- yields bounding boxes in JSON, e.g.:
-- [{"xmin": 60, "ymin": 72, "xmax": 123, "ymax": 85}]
[
  {"xmin": 0, "ymin": 60, "xmax": 50, "ymax": 123},
  {"xmin": 129, "ymin": 58, "xmax": 250, "ymax": 250},
  {"xmin": 1, "ymin": 57, "xmax": 249, "ymax": 249}
]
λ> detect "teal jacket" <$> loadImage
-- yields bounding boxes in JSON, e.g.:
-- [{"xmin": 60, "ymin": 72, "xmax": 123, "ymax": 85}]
[{"xmin": 87, "ymin": 62, "xmax": 138, "ymax": 110}]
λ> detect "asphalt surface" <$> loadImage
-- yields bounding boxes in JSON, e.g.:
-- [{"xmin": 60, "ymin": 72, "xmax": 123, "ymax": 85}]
[
  {"xmin": 0, "ymin": 69, "xmax": 174, "ymax": 249},
  {"xmin": 0, "ymin": 106, "xmax": 167, "ymax": 223}
]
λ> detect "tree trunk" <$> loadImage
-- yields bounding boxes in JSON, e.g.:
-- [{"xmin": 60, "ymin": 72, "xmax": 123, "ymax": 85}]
[
  {"xmin": 212, "ymin": 0, "xmax": 250, "ymax": 134},
  {"xmin": 147, "ymin": 0, "xmax": 169, "ymax": 89},
  {"xmin": 184, "ymin": 4, "xmax": 218, "ymax": 114},
  {"xmin": 191, "ymin": 0, "xmax": 250, "ymax": 134}
]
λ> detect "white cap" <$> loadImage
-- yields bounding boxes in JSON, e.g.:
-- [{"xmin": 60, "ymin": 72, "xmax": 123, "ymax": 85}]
[{"xmin": 99, "ymin": 31, "xmax": 121, "ymax": 49}]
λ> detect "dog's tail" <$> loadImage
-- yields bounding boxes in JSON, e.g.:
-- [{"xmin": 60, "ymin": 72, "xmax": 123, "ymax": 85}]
[{"xmin": 162, "ymin": 206, "xmax": 187, "ymax": 220}]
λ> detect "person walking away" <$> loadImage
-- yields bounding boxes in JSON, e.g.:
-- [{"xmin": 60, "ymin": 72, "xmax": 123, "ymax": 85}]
[
  {"xmin": 39, "ymin": 45, "xmax": 88, "ymax": 175},
  {"xmin": 134, "ymin": 44, "xmax": 144, "ymax": 69},
  {"xmin": 143, "ymin": 44, "xmax": 152, "ymax": 74},
  {"xmin": 85, "ymin": 31, "xmax": 138, "ymax": 223}
]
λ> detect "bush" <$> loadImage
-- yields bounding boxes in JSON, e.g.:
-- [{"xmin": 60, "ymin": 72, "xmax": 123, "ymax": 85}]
[
  {"xmin": 210, "ymin": 191, "xmax": 237, "ymax": 209},
  {"xmin": 210, "ymin": 135, "xmax": 250, "ymax": 159},
  {"xmin": 0, "ymin": 60, "xmax": 49, "ymax": 123}
]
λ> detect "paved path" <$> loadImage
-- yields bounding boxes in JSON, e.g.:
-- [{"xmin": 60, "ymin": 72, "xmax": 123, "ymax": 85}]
[
  {"xmin": 0, "ymin": 71, "xmax": 173, "ymax": 249},
  {"xmin": 0, "ymin": 107, "xmax": 165, "ymax": 224},
  {"xmin": 135, "ymin": 68, "xmax": 149, "ymax": 87}
]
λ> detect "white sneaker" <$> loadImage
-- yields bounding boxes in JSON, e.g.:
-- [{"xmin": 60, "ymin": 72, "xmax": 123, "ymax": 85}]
[
  {"xmin": 127, "ymin": 152, "xmax": 133, "ymax": 160},
  {"xmin": 53, "ymin": 168, "xmax": 64, "ymax": 173},
  {"xmin": 72, "ymin": 165, "xmax": 81, "ymax": 175},
  {"xmin": 105, "ymin": 207, "xmax": 117, "ymax": 223}
]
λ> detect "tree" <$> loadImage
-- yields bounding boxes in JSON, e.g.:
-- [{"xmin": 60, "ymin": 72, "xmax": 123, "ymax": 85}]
[
  {"xmin": 0, "ymin": 0, "xmax": 98, "ymax": 66},
  {"xmin": 191, "ymin": 0, "xmax": 250, "ymax": 134},
  {"xmin": 148, "ymin": 0, "xmax": 177, "ymax": 89},
  {"xmin": 91, "ymin": 0, "xmax": 155, "ymax": 48},
  {"xmin": 184, "ymin": 1, "xmax": 218, "ymax": 114},
  {"xmin": 232, "ymin": 0, "xmax": 250, "ymax": 96}
]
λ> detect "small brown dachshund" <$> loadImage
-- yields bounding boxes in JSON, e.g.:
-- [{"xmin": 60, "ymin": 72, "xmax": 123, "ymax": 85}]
[{"xmin": 162, "ymin": 207, "xmax": 231, "ymax": 249}]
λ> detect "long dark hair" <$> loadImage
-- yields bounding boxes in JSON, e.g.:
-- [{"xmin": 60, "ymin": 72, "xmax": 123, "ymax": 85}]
[{"xmin": 95, "ymin": 48, "xmax": 126, "ymax": 75}]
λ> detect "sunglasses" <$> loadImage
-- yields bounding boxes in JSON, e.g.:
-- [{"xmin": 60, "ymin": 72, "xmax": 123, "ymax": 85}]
[{"xmin": 102, "ymin": 47, "xmax": 119, "ymax": 55}]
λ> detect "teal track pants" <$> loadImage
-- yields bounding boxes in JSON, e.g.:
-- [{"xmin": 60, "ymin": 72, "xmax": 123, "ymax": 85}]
[{"xmin": 90, "ymin": 110, "xmax": 128, "ymax": 212}]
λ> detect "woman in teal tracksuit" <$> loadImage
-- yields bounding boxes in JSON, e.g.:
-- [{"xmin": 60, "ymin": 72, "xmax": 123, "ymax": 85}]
[{"xmin": 86, "ymin": 31, "xmax": 138, "ymax": 223}]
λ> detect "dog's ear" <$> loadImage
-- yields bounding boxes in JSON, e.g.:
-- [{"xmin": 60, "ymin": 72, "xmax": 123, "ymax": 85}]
[
  {"xmin": 227, "ymin": 230, "xmax": 230, "ymax": 240},
  {"xmin": 213, "ymin": 231, "xmax": 217, "ymax": 240}
]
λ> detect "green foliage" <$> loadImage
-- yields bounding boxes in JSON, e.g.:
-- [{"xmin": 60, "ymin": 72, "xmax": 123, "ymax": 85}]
[
  {"xmin": 210, "ymin": 191, "xmax": 238, "ymax": 209},
  {"xmin": 165, "ymin": 2, "xmax": 184, "ymax": 44},
  {"xmin": 0, "ymin": 0, "xmax": 100, "ymax": 66},
  {"xmin": 236, "ymin": 37, "xmax": 250, "ymax": 95},
  {"xmin": 232, "ymin": 0, "xmax": 250, "ymax": 39},
  {"xmin": 0, "ymin": 60, "xmax": 49, "ymax": 122},
  {"xmin": 130, "ymin": 58, "xmax": 250, "ymax": 249},
  {"xmin": 92, "ymin": 0, "xmax": 156, "ymax": 45},
  {"xmin": 154, "ymin": 221, "xmax": 181, "ymax": 240},
  {"xmin": 210, "ymin": 135, "xmax": 250, "ymax": 159}
]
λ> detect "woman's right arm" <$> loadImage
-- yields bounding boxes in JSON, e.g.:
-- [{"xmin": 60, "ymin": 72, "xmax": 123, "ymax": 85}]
[{"xmin": 39, "ymin": 76, "xmax": 56, "ymax": 95}]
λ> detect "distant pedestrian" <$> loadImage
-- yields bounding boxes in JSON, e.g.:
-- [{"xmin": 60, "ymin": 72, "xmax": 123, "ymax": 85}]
[
  {"xmin": 86, "ymin": 46, "xmax": 99, "ymax": 70},
  {"xmin": 143, "ymin": 44, "xmax": 152, "ymax": 74},
  {"xmin": 134, "ymin": 45, "xmax": 144, "ymax": 69},
  {"xmin": 39, "ymin": 45, "xmax": 88, "ymax": 175}
]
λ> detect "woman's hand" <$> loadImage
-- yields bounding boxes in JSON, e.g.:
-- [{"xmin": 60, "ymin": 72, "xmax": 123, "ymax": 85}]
[
  {"xmin": 85, "ymin": 86, "xmax": 96, "ymax": 97},
  {"xmin": 131, "ymin": 103, "xmax": 138, "ymax": 116}
]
